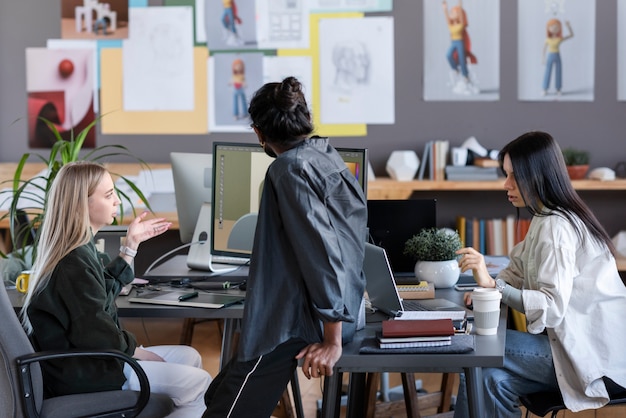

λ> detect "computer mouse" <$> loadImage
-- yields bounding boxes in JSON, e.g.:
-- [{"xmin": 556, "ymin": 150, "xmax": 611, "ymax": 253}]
[{"xmin": 588, "ymin": 167, "xmax": 616, "ymax": 181}]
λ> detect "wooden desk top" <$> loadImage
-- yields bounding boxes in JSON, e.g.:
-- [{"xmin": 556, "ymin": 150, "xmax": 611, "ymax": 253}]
[{"xmin": 0, "ymin": 162, "xmax": 178, "ymax": 229}]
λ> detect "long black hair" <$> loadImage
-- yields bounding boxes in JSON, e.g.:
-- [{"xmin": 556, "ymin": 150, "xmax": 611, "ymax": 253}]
[
  {"xmin": 248, "ymin": 76, "xmax": 313, "ymax": 148},
  {"xmin": 499, "ymin": 131, "xmax": 615, "ymax": 254}
]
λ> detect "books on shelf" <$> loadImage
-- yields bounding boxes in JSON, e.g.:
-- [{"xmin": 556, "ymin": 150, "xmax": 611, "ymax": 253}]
[
  {"xmin": 396, "ymin": 281, "xmax": 434, "ymax": 299},
  {"xmin": 418, "ymin": 140, "xmax": 450, "ymax": 181},
  {"xmin": 456, "ymin": 214, "xmax": 531, "ymax": 256},
  {"xmin": 445, "ymin": 165, "xmax": 501, "ymax": 181}
]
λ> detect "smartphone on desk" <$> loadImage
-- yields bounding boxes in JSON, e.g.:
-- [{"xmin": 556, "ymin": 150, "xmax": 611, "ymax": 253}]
[{"xmin": 454, "ymin": 283, "xmax": 480, "ymax": 291}]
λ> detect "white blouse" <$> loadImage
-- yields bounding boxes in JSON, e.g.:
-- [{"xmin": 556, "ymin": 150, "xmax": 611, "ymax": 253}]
[{"xmin": 498, "ymin": 211, "xmax": 626, "ymax": 411}]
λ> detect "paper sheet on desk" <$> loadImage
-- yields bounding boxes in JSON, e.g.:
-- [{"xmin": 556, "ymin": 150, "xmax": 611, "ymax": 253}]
[{"xmin": 398, "ymin": 311, "xmax": 466, "ymax": 321}]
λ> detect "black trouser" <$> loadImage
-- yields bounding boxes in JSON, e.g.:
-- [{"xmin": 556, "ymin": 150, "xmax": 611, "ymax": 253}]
[{"xmin": 203, "ymin": 338, "xmax": 307, "ymax": 418}]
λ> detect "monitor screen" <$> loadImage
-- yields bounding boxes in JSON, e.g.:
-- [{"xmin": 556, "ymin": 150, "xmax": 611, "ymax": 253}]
[
  {"xmin": 211, "ymin": 141, "xmax": 368, "ymax": 261},
  {"xmin": 367, "ymin": 199, "xmax": 437, "ymax": 275},
  {"xmin": 170, "ymin": 152, "xmax": 213, "ymax": 244}
]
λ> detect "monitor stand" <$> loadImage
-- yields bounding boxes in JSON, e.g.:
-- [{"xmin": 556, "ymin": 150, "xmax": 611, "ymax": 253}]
[{"xmin": 186, "ymin": 203, "xmax": 238, "ymax": 273}]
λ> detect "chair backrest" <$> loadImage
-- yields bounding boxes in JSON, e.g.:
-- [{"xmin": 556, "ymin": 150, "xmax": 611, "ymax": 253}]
[{"xmin": 0, "ymin": 285, "xmax": 44, "ymax": 417}]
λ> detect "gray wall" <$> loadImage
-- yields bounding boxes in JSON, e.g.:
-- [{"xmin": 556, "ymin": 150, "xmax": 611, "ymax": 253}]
[{"xmin": 2, "ymin": 1, "xmax": 626, "ymax": 237}]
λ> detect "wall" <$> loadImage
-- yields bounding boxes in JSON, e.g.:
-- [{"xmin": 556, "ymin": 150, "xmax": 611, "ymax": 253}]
[{"xmin": 2, "ymin": 1, "xmax": 626, "ymax": 237}]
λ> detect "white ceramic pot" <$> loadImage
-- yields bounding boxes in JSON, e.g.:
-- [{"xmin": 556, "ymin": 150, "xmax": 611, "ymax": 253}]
[{"xmin": 414, "ymin": 259, "xmax": 460, "ymax": 288}]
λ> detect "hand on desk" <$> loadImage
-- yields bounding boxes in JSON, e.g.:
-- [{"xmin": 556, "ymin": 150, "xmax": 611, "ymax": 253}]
[
  {"xmin": 134, "ymin": 346, "xmax": 165, "ymax": 362},
  {"xmin": 296, "ymin": 341, "xmax": 342, "ymax": 380}
]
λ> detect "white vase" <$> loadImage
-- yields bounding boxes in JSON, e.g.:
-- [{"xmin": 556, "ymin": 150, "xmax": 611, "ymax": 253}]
[
  {"xmin": 385, "ymin": 150, "xmax": 420, "ymax": 181},
  {"xmin": 414, "ymin": 260, "xmax": 460, "ymax": 288}
]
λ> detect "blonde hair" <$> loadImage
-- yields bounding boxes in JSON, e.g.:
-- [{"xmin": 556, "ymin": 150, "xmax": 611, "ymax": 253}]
[{"xmin": 21, "ymin": 161, "xmax": 108, "ymax": 333}]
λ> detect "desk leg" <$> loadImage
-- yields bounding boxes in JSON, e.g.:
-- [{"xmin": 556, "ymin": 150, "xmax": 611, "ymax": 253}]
[
  {"xmin": 321, "ymin": 372, "xmax": 342, "ymax": 418},
  {"xmin": 346, "ymin": 372, "xmax": 366, "ymax": 418},
  {"xmin": 220, "ymin": 318, "xmax": 239, "ymax": 371},
  {"xmin": 464, "ymin": 367, "xmax": 484, "ymax": 418}
]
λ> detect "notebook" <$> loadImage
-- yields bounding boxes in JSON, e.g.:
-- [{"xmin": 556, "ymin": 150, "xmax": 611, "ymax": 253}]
[
  {"xmin": 128, "ymin": 290, "xmax": 244, "ymax": 309},
  {"xmin": 363, "ymin": 243, "xmax": 472, "ymax": 320}
]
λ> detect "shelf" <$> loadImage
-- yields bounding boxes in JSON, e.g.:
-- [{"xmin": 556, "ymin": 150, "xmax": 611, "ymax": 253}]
[{"xmin": 367, "ymin": 178, "xmax": 626, "ymax": 200}]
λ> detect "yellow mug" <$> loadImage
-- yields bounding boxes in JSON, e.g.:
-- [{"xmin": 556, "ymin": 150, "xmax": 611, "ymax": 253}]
[{"xmin": 16, "ymin": 270, "xmax": 32, "ymax": 294}]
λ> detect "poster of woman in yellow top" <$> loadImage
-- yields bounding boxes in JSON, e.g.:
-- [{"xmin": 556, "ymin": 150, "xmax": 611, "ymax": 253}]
[
  {"xmin": 518, "ymin": 0, "xmax": 595, "ymax": 102},
  {"xmin": 423, "ymin": 0, "xmax": 500, "ymax": 102}
]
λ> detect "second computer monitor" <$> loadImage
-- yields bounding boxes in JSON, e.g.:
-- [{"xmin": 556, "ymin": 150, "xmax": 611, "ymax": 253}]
[
  {"xmin": 367, "ymin": 199, "xmax": 437, "ymax": 276},
  {"xmin": 211, "ymin": 142, "xmax": 369, "ymax": 263}
]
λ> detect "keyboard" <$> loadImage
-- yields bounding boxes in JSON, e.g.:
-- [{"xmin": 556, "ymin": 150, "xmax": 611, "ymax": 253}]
[
  {"xmin": 402, "ymin": 300, "xmax": 431, "ymax": 311},
  {"xmin": 211, "ymin": 255, "xmax": 249, "ymax": 266}
]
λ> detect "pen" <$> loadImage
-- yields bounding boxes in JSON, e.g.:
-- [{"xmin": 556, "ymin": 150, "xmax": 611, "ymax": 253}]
[{"xmin": 178, "ymin": 291, "xmax": 199, "ymax": 301}]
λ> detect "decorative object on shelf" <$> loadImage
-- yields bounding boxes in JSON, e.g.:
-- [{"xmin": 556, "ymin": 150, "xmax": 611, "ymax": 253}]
[
  {"xmin": 404, "ymin": 227, "xmax": 462, "ymax": 288},
  {"xmin": 588, "ymin": 167, "xmax": 615, "ymax": 181},
  {"xmin": 460, "ymin": 136, "xmax": 499, "ymax": 161},
  {"xmin": 385, "ymin": 150, "xmax": 420, "ymax": 181},
  {"xmin": 561, "ymin": 147, "xmax": 590, "ymax": 180},
  {"xmin": 0, "ymin": 117, "xmax": 151, "ymax": 284}
]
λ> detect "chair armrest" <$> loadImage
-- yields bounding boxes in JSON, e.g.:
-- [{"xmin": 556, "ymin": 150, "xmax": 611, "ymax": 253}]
[{"xmin": 16, "ymin": 348, "xmax": 150, "ymax": 418}]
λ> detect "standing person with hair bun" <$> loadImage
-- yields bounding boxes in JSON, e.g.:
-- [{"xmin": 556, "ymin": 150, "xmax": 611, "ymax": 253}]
[{"xmin": 203, "ymin": 77, "xmax": 367, "ymax": 417}]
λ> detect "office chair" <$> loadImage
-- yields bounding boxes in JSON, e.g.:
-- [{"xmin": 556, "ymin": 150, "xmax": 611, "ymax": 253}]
[
  {"xmin": 520, "ymin": 386, "xmax": 626, "ymax": 418},
  {"xmin": 0, "ymin": 284, "xmax": 175, "ymax": 418}
]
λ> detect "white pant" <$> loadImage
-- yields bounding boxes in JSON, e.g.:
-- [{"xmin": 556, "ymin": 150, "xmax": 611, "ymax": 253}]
[{"xmin": 123, "ymin": 345, "xmax": 211, "ymax": 418}]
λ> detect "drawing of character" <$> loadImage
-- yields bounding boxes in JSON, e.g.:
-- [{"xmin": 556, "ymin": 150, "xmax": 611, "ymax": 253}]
[
  {"xmin": 442, "ymin": 0, "xmax": 479, "ymax": 95},
  {"xmin": 230, "ymin": 58, "xmax": 247, "ymax": 120},
  {"xmin": 221, "ymin": 0, "xmax": 243, "ymax": 46},
  {"xmin": 542, "ymin": 18, "xmax": 573, "ymax": 96},
  {"xmin": 332, "ymin": 40, "xmax": 370, "ymax": 93}
]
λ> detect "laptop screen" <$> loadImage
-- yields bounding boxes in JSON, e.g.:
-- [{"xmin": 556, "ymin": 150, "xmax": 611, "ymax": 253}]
[{"xmin": 367, "ymin": 199, "xmax": 437, "ymax": 275}]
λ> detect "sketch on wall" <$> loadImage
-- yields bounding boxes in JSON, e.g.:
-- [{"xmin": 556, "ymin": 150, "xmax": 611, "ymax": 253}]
[
  {"xmin": 423, "ymin": 0, "xmax": 499, "ymax": 102},
  {"xmin": 617, "ymin": 0, "xmax": 626, "ymax": 101},
  {"xmin": 122, "ymin": 6, "xmax": 194, "ymax": 111},
  {"xmin": 262, "ymin": 56, "xmax": 313, "ymax": 107},
  {"xmin": 518, "ymin": 0, "xmax": 595, "ymax": 102},
  {"xmin": 256, "ymin": 0, "xmax": 311, "ymax": 50},
  {"xmin": 319, "ymin": 16, "xmax": 394, "ymax": 124},
  {"xmin": 25, "ymin": 48, "xmax": 95, "ymax": 148}
]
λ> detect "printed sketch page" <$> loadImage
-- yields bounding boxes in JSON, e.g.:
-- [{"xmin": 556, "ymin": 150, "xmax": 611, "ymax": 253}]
[
  {"xmin": 123, "ymin": 6, "xmax": 194, "ymax": 111},
  {"xmin": 518, "ymin": 0, "xmax": 595, "ymax": 102},
  {"xmin": 319, "ymin": 16, "xmax": 395, "ymax": 124},
  {"xmin": 262, "ymin": 56, "xmax": 313, "ymax": 106},
  {"xmin": 256, "ymin": 0, "xmax": 311, "ymax": 50}
]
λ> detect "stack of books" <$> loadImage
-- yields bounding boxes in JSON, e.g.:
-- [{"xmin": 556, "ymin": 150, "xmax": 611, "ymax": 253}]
[{"xmin": 378, "ymin": 318, "xmax": 455, "ymax": 349}]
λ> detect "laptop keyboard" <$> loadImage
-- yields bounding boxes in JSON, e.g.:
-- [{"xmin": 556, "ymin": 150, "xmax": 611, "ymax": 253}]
[{"xmin": 401, "ymin": 300, "xmax": 431, "ymax": 311}]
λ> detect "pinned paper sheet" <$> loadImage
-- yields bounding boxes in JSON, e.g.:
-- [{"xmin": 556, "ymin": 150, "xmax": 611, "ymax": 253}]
[
  {"xmin": 278, "ymin": 12, "xmax": 367, "ymax": 137},
  {"xmin": 100, "ymin": 47, "xmax": 208, "ymax": 134}
]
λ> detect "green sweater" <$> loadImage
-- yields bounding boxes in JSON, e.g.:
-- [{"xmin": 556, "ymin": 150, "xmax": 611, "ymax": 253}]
[{"xmin": 27, "ymin": 240, "xmax": 137, "ymax": 396}]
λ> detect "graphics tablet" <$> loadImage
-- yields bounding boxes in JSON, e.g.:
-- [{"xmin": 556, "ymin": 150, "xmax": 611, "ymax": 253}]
[{"xmin": 129, "ymin": 290, "xmax": 244, "ymax": 309}]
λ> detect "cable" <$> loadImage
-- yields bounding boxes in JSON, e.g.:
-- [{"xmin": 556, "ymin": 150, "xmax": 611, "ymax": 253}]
[{"xmin": 143, "ymin": 241, "xmax": 199, "ymax": 276}]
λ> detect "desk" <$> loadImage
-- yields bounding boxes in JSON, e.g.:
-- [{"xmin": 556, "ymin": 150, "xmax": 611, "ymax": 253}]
[{"xmin": 321, "ymin": 288, "xmax": 507, "ymax": 418}]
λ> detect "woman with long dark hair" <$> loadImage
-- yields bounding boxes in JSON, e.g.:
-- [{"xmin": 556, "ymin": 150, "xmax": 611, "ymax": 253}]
[{"xmin": 454, "ymin": 131, "xmax": 626, "ymax": 417}]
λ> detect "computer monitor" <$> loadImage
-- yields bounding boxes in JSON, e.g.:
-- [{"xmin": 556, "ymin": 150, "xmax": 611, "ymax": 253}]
[
  {"xmin": 210, "ymin": 141, "xmax": 369, "ymax": 263},
  {"xmin": 367, "ymin": 199, "xmax": 437, "ymax": 276},
  {"xmin": 170, "ymin": 152, "xmax": 213, "ymax": 244}
]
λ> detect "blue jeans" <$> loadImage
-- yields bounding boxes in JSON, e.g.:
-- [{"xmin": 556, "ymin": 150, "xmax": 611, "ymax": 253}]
[
  {"xmin": 222, "ymin": 7, "xmax": 236, "ymax": 34},
  {"xmin": 233, "ymin": 87, "xmax": 247, "ymax": 118},
  {"xmin": 454, "ymin": 330, "xmax": 559, "ymax": 418},
  {"xmin": 543, "ymin": 52, "xmax": 562, "ymax": 91},
  {"xmin": 447, "ymin": 40, "xmax": 468, "ymax": 78}
]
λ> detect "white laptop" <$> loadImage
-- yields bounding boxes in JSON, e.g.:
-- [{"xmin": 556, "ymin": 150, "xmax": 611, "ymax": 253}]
[{"xmin": 363, "ymin": 243, "xmax": 472, "ymax": 320}]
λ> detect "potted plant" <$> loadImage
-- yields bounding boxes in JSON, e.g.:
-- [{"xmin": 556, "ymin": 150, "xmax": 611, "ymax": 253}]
[
  {"xmin": 561, "ymin": 147, "xmax": 590, "ymax": 180},
  {"xmin": 404, "ymin": 227, "xmax": 462, "ymax": 288},
  {"xmin": 0, "ymin": 117, "xmax": 152, "ymax": 283}
]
